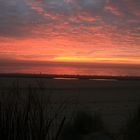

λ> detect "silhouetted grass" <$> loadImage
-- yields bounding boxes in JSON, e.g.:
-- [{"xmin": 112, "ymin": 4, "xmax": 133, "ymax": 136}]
[
  {"xmin": 60, "ymin": 111, "xmax": 113, "ymax": 140},
  {"xmin": 122, "ymin": 107, "xmax": 140, "ymax": 140},
  {"xmin": 0, "ymin": 81, "xmax": 66, "ymax": 140}
]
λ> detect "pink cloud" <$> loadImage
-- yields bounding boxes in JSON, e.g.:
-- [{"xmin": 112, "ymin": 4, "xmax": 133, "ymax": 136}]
[{"xmin": 105, "ymin": 1, "xmax": 124, "ymax": 16}]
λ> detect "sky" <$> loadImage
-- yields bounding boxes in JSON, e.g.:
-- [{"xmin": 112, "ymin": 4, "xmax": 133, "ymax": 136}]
[{"xmin": 0, "ymin": 0, "xmax": 140, "ymax": 66}]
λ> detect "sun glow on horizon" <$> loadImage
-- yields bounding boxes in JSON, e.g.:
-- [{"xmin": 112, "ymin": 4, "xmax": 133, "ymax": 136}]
[{"xmin": 53, "ymin": 56, "xmax": 140, "ymax": 64}]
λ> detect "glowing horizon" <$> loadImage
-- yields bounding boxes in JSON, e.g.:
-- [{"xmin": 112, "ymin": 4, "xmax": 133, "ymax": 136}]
[{"xmin": 52, "ymin": 56, "xmax": 140, "ymax": 64}]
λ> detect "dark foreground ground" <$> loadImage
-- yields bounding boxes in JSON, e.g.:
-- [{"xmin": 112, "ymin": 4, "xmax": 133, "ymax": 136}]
[{"xmin": 0, "ymin": 74, "xmax": 140, "ymax": 140}]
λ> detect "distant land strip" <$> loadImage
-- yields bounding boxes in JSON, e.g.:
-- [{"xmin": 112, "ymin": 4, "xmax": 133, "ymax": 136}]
[{"xmin": 0, "ymin": 73, "xmax": 140, "ymax": 81}]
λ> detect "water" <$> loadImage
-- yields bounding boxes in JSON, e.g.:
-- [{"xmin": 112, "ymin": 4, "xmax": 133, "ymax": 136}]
[{"xmin": 0, "ymin": 63, "xmax": 140, "ymax": 76}]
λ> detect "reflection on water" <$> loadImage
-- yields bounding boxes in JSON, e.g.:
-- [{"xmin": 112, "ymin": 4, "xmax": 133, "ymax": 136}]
[
  {"xmin": 0, "ymin": 65, "xmax": 140, "ymax": 76},
  {"xmin": 89, "ymin": 79, "xmax": 118, "ymax": 81},
  {"xmin": 54, "ymin": 78, "xmax": 78, "ymax": 80}
]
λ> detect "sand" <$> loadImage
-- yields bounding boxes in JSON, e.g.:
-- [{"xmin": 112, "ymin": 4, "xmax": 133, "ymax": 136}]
[{"xmin": 0, "ymin": 77, "xmax": 140, "ymax": 134}]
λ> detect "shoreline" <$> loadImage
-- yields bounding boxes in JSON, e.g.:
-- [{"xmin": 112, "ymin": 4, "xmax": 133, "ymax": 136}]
[{"xmin": 0, "ymin": 73, "xmax": 140, "ymax": 81}]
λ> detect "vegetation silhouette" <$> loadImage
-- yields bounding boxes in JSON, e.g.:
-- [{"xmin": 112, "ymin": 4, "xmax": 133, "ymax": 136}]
[
  {"xmin": 0, "ymin": 82, "xmax": 66, "ymax": 140},
  {"xmin": 123, "ymin": 107, "xmax": 140, "ymax": 140},
  {"xmin": 60, "ymin": 111, "xmax": 113, "ymax": 140}
]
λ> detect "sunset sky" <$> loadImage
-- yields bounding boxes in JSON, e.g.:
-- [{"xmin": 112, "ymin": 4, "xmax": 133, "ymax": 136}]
[{"xmin": 0, "ymin": 0, "xmax": 140, "ymax": 66}]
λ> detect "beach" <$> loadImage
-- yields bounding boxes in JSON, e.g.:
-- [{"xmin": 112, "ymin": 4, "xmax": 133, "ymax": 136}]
[{"xmin": 0, "ymin": 76, "xmax": 140, "ymax": 134}]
